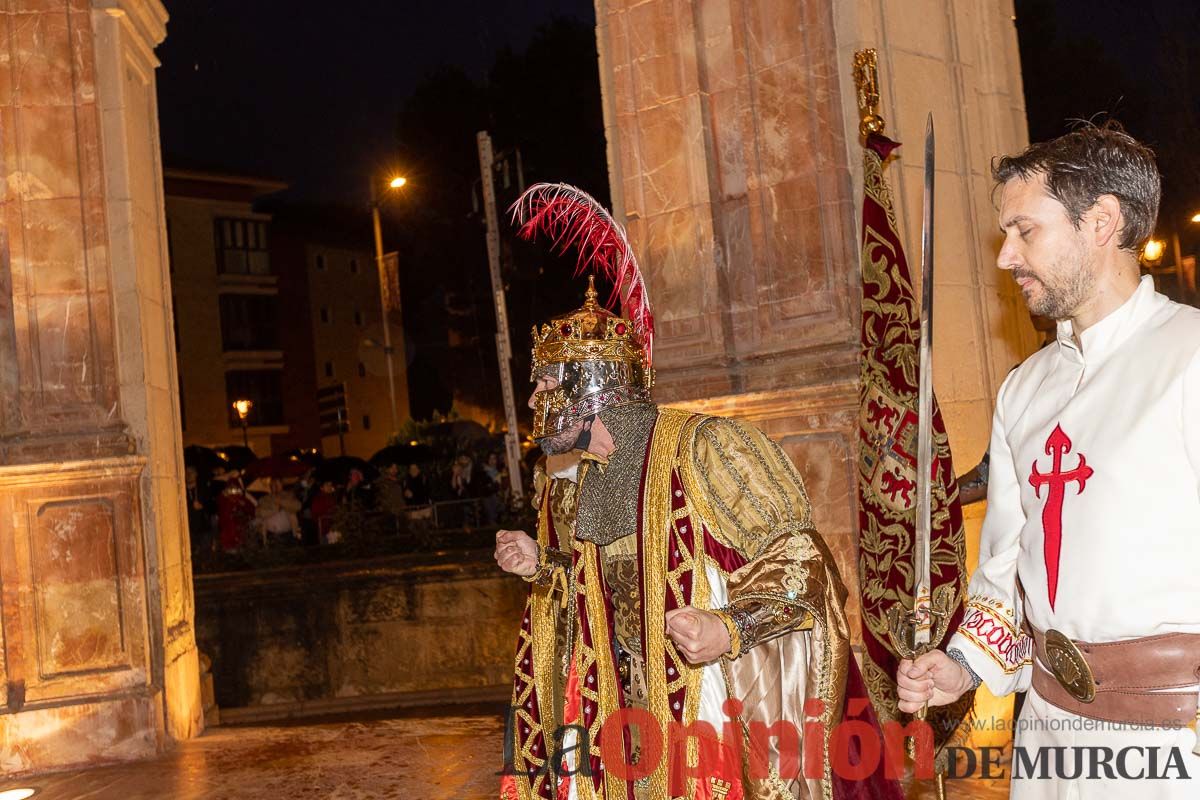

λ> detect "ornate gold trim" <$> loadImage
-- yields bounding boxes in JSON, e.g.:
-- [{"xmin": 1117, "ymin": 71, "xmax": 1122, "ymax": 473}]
[{"xmin": 640, "ymin": 408, "xmax": 694, "ymax": 800}]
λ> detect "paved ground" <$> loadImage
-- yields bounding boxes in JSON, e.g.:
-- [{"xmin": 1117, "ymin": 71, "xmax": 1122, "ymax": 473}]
[{"xmin": 1, "ymin": 704, "xmax": 1008, "ymax": 800}]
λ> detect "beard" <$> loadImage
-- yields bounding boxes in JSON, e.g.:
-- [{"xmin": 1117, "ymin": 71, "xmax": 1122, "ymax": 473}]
[
  {"xmin": 1014, "ymin": 241, "xmax": 1095, "ymax": 320},
  {"xmin": 538, "ymin": 420, "xmax": 586, "ymax": 456}
]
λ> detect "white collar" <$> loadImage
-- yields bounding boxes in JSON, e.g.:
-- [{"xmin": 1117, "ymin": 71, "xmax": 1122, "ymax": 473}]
[{"xmin": 1054, "ymin": 275, "xmax": 1163, "ymax": 364}]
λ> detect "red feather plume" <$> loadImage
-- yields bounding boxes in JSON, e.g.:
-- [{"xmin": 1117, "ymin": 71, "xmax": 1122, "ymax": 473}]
[{"xmin": 510, "ymin": 182, "xmax": 654, "ymax": 366}]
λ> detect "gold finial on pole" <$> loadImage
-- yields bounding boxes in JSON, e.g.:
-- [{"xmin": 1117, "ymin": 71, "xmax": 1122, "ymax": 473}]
[{"xmin": 853, "ymin": 49, "xmax": 886, "ymax": 141}]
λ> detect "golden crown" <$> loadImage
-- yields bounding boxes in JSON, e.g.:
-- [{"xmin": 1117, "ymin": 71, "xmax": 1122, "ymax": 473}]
[{"xmin": 530, "ymin": 276, "xmax": 651, "ymax": 382}]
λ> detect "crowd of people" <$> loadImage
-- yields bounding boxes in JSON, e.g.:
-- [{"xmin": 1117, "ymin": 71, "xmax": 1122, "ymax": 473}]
[{"xmin": 185, "ymin": 448, "xmax": 515, "ymax": 560}]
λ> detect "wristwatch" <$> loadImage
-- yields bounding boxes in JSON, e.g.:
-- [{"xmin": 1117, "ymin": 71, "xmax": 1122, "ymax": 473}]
[{"xmin": 946, "ymin": 647, "xmax": 983, "ymax": 690}]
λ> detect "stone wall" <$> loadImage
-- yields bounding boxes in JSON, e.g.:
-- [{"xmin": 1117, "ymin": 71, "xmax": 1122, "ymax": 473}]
[
  {"xmin": 195, "ymin": 552, "xmax": 525, "ymax": 716},
  {"xmin": 0, "ymin": 0, "xmax": 201, "ymax": 774}
]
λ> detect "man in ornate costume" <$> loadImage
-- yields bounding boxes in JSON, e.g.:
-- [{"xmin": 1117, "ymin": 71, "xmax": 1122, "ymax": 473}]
[
  {"xmin": 897, "ymin": 124, "xmax": 1200, "ymax": 797},
  {"xmin": 496, "ymin": 185, "xmax": 900, "ymax": 800}
]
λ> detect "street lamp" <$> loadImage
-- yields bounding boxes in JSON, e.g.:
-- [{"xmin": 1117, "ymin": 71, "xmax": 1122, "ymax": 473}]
[
  {"xmin": 1191, "ymin": 212, "xmax": 1200, "ymax": 224},
  {"xmin": 370, "ymin": 175, "xmax": 406, "ymax": 436},
  {"xmin": 232, "ymin": 398, "xmax": 253, "ymax": 447},
  {"xmin": 1142, "ymin": 238, "xmax": 1165, "ymax": 267}
]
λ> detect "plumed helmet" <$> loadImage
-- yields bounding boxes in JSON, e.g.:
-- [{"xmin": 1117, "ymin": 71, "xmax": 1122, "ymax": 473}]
[{"xmin": 511, "ymin": 183, "xmax": 654, "ymax": 441}]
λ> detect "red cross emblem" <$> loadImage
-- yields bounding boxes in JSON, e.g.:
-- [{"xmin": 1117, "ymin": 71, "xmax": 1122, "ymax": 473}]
[{"xmin": 1029, "ymin": 424, "xmax": 1093, "ymax": 610}]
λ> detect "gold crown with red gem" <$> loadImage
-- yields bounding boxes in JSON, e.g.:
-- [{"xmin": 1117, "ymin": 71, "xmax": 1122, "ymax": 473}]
[{"xmin": 529, "ymin": 277, "xmax": 653, "ymax": 439}]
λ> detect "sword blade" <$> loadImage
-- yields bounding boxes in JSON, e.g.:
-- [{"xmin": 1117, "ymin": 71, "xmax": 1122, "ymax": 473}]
[{"xmin": 914, "ymin": 114, "xmax": 935, "ymax": 648}]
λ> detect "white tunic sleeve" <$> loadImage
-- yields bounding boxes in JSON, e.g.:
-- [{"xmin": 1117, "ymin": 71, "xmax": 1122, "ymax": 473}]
[
  {"xmin": 947, "ymin": 373, "xmax": 1034, "ymax": 696},
  {"xmin": 1181, "ymin": 349, "xmax": 1200, "ymax": 494}
]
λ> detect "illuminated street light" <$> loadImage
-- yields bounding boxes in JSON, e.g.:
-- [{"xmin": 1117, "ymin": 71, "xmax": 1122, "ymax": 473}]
[
  {"xmin": 1142, "ymin": 238, "xmax": 1165, "ymax": 267},
  {"xmin": 232, "ymin": 398, "xmax": 253, "ymax": 447},
  {"xmin": 370, "ymin": 175, "xmax": 409, "ymax": 435},
  {"xmin": 1191, "ymin": 212, "xmax": 1200, "ymax": 224}
]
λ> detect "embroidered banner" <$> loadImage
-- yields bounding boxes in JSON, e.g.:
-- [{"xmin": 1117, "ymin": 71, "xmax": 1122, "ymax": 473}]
[{"xmin": 855, "ymin": 134, "xmax": 973, "ymax": 744}]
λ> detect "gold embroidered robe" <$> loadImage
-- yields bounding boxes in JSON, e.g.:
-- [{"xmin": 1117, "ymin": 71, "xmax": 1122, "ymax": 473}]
[{"xmin": 503, "ymin": 408, "xmax": 851, "ymax": 800}]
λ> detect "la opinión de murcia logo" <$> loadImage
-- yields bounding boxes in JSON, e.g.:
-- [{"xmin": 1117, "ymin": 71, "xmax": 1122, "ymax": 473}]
[{"xmin": 500, "ymin": 700, "xmax": 1193, "ymax": 786}]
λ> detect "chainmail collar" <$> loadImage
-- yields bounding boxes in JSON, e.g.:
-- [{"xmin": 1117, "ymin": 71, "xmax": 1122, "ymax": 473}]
[{"xmin": 575, "ymin": 402, "xmax": 659, "ymax": 546}]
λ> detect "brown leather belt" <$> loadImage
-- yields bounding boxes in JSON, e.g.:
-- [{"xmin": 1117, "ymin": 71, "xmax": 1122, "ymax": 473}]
[{"xmin": 1032, "ymin": 628, "xmax": 1200, "ymax": 728}]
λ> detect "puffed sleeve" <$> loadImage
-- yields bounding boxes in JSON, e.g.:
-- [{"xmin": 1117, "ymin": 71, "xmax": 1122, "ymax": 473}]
[{"xmin": 685, "ymin": 418, "xmax": 844, "ymax": 656}]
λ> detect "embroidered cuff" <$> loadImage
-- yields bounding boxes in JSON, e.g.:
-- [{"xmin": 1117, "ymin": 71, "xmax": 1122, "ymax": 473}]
[
  {"xmin": 522, "ymin": 545, "xmax": 570, "ymax": 588},
  {"xmin": 718, "ymin": 597, "xmax": 809, "ymax": 655},
  {"xmin": 711, "ymin": 609, "xmax": 742, "ymax": 660}
]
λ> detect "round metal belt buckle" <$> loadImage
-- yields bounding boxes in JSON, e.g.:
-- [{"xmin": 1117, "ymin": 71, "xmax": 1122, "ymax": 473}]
[{"xmin": 1044, "ymin": 629, "xmax": 1096, "ymax": 703}]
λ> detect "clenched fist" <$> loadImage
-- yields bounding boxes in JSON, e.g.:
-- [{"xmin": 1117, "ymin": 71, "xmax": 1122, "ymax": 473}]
[
  {"xmin": 494, "ymin": 529, "xmax": 539, "ymax": 577},
  {"xmin": 665, "ymin": 606, "xmax": 731, "ymax": 664},
  {"xmin": 896, "ymin": 650, "xmax": 974, "ymax": 713}
]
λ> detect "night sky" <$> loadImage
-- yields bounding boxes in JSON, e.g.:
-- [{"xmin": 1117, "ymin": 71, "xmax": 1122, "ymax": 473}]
[
  {"xmin": 157, "ymin": 0, "xmax": 594, "ymax": 202},
  {"xmin": 159, "ymin": 0, "xmax": 1199, "ymax": 219}
]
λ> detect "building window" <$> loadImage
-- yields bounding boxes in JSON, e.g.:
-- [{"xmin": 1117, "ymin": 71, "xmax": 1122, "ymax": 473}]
[
  {"xmin": 324, "ymin": 361, "xmax": 334, "ymax": 378},
  {"xmin": 357, "ymin": 361, "xmax": 366, "ymax": 378},
  {"xmin": 353, "ymin": 309, "xmax": 364, "ymax": 326},
  {"xmin": 320, "ymin": 306, "xmax": 331, "ymax": 324},
  {"xmin": 215, "ymin": 217, "xmax": 270, "ymax": 275},
  {"xmin": 225, "ymin": 370, "xmax": 283, "ymax": 426},
  {"xmin": 315, "ymin": 254, "xmax": 326, "ymax": 272},
  {"xmin": 362, "ymin": 414, "xmax": 371, "ymax": 430},
  {"xmin": 350, "ymin": 258, "xmax": 359, "ymax": 275},
  {"xmin": 219, "ymin": 294, "xmax": 279, "ymax": 351}
]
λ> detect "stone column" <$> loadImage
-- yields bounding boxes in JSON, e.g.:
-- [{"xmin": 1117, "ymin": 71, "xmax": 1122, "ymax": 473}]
[
  {"xmin": 92, "ymin": 0, "xmax": 202, "ymax": 742},
  {"xmin": 593, "ymin": 0, "xmax": 1035, "ymax": 641},
  {"xmin": 0, "ymin": 0, "xmax": 199, "ymax": 772}
]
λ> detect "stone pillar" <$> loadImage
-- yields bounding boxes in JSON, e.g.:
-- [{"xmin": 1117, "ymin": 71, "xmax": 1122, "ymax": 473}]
[
  {"xmin": 92, "ymin": 0, "xmax": 202, "ymax": 742},
  {"xmin": 0, "ymin": 0, "xmax": 199, "ymax": 772},
  {"xmin": 593, "ymin": 0, "xmax": 1035, "ymax": 642}
]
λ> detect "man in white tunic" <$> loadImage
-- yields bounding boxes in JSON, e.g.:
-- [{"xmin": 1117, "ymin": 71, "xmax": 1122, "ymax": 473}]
[{"xmin": 897, "ymin": 123, "xmax": 1200, "ymax": 798}]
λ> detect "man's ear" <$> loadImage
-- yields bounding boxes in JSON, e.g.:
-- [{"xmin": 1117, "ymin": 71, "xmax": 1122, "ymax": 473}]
[{"xmin": 1090, "ymin": 194, "xmax": 1123, "ymax": 248}]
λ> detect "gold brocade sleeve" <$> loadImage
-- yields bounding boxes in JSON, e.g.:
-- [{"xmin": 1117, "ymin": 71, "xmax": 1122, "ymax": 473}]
[{"xmin": 686, "ymin": 417, "xmax": 830, "ymax": 655}]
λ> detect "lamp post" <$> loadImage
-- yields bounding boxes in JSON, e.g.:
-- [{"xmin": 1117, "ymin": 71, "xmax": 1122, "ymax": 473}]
[
  {"xmin": 232, "ymin": 398, "xmax": 253, "ymax": 448},
  {"xmin": 370, "ymin": 176, "xmax": 406, "ymax": 436},
  {"xmin": 1141, "ymin": 238, "xmax": 1165, "ymax": 267}
]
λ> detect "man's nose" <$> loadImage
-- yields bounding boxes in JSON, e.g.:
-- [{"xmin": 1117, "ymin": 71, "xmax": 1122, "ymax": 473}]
[
  {"xmin": 528, "ymin": 389, "xmax": 539, "ymax": 410},
  {"xmin": 996, "ymin": 240, "xmax": 1020, "ymax": 271}
]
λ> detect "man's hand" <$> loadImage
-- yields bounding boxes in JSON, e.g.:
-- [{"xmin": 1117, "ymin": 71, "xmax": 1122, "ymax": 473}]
[
  {"xmin": 494, "ymin": 530, "xmax": 539, "ymax": 577},
  {"xmin": 896, "ymin": 650, "xmax": 974, "ymax": 713},
  {"xmin": 665, "ymin": 606, "xmax": 731, "ymax": 664}
]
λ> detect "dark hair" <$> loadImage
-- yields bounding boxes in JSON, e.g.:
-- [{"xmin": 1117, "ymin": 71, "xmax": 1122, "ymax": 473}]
[{"xmin": 992, "ymin": 121, "xmax": 1160, "ymax": 252}]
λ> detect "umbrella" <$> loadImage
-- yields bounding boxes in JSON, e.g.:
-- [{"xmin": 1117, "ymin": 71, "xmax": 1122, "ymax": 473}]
[
  {"xmin": 370, "ymin": 443, "xmax": 434, "ymax": 468},
  {"xmin": 184, "ymin": 444, "xmax": 229, "ymax": 474},
  {"xmin": 427, "ymin": 420, "xmax": 491, "ymax": 443},
  {"xmin": 244, "ymin": 455, "xmax": 311, "ymax": 482},
  {"xmin": 214, "ymin": 445, "xmax": 257, "ymax": 471},
  {"xmin": 312, "ymin": 456, "xmax": 378, "ymax": 486},
  {"xmin": 283, "ymin": 448, "xmax": 324, "ymax": 467}
]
